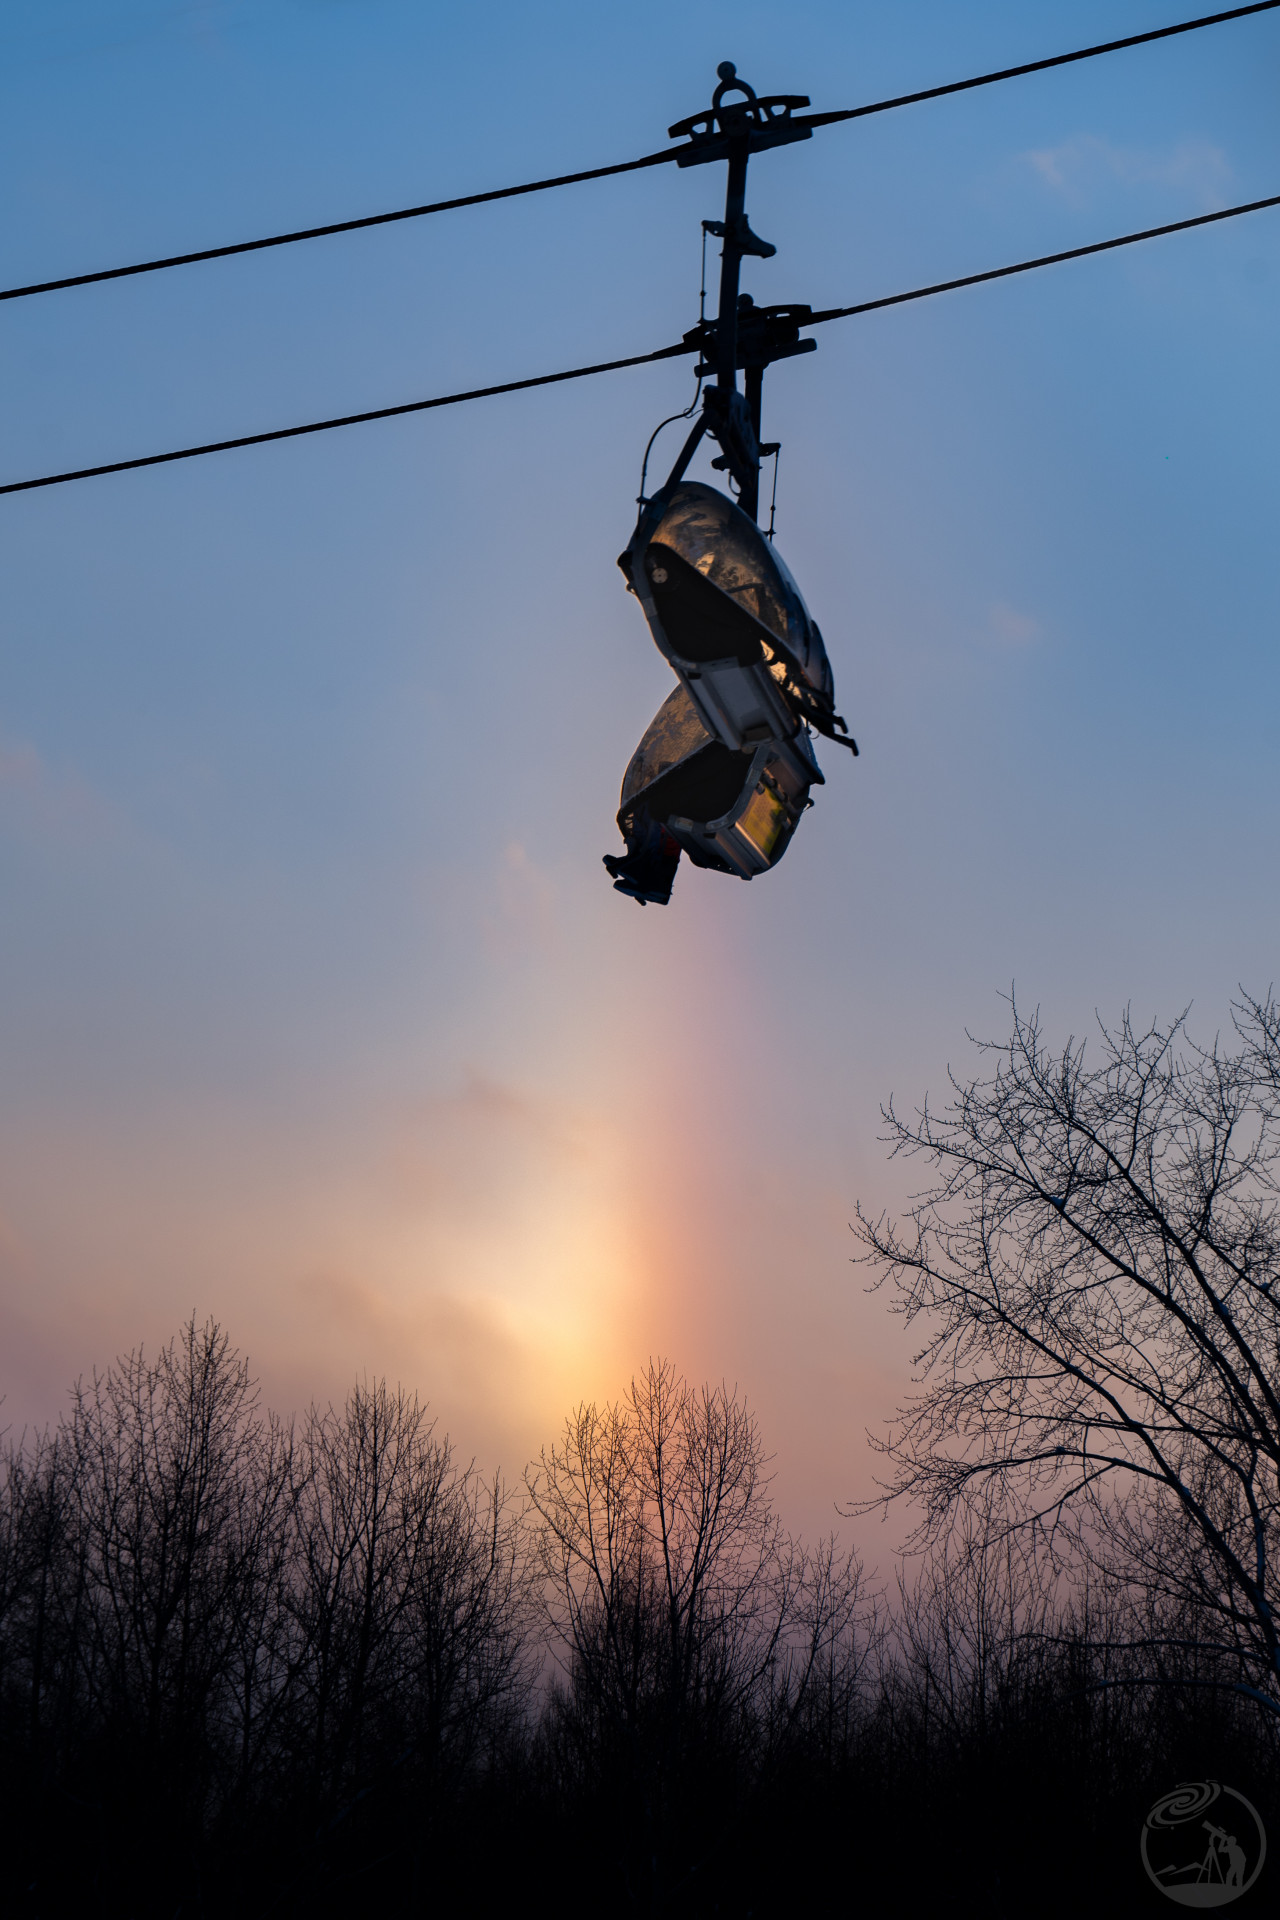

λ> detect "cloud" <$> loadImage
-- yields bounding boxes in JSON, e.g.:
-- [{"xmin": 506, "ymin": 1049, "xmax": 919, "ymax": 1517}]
[
  {"xmin": 289, "ymin": 1267, "xmax": 531, "ymax": 1424},
  {"xmin": 291, "ymin": 1070, "xmax": 660, "ymax": 1419},
  {"xmin": 1025, "ymin": 135, "xmax": 1232, "ymax": 212},
  {"xmin": 481, "ymin": 839, "xmax": 561, "ymax": 957},
  {"xmin": 0, "ymin": 730, "xmax": 119, "ymax": 847},
  {"xmin": 989, "ymin": 602, "xmax": 1040, "ymax": 647},
  {"xmin": 388, "ymin": 1070, "xmax": 604, "ymax": 1209}
]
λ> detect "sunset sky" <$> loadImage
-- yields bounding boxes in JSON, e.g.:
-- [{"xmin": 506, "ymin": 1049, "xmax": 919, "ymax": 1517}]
[{"xmin": 3, "ymin": 0, "xmax": 1279, "ymax": 1548}]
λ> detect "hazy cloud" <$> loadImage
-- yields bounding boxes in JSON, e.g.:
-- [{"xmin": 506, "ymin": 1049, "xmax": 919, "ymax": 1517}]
[
  {"xmin": 388, "ymin": 1071, "xmax": 605, "ymax": 1209},
  {"xmin": 0, "ymin": 731, "xmax": 120, "ymax": 846},
  {"xmin": 482, "ymin": 840, "xmax": 561, "ymax": 957},
  {"xmin": 989, "ymin": 602, "xmax": 1040, "ymax": 647},
  {"xmin": 290, "ymin": 1266, "xmax": 530, "ymax": 1421},
  {"xmin": 1025, "ymin": 135, "xmax": 1232, "ymax": 211}
]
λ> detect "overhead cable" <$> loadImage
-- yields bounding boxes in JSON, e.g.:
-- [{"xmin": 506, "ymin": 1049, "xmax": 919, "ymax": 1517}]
[
  {"xmin": 0, "ymin": 345, "xmax": 691, "ymax": 495},
  {"xmin": 803, "ymin": 0, "xmax": 1280, "ymax": 131},
  {"xmin": 2, "ymin": 1, "xmax": 1277, "ymax": 307},
  {"xmin": 3, "ymin": 189, "xmax": 1277, "ymax": 498},
  {"xmin": 804, "ymin": 190, "xmax": 1280, "ymax": 325},
  {"xmin": 0, "ymin": 150, "xmax": 681, "ymax": 305}
]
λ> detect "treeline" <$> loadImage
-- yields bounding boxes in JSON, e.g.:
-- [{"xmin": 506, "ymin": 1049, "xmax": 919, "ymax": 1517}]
[{"xmin": 0, "ymin": 1321, "xmax": 1274, "ymax": 1918}]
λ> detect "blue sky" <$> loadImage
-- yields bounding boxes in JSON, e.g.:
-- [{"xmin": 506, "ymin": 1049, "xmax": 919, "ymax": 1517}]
[{"xmin": 2, "ymin": 0, "xmax": 1278, "ymax": 1545}]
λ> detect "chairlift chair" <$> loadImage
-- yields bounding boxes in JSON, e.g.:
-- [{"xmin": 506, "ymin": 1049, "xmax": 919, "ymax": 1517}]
[{"xmin": 602, "ymin": 64, "xmax": 856, "ymax": 906}]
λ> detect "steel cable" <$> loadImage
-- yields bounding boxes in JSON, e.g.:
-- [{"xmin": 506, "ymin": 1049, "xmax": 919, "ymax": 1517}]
[
  {"xmin": 2, "ymin": 2, "xmax": 1276, "ymax": 305},
  {"xmin": 801, "ymin": 1, "xmax": 1280, "ymax": 131},
  {"xmin": 4, "ymin": 190, "xmax": 1278, "ymax": 497}
]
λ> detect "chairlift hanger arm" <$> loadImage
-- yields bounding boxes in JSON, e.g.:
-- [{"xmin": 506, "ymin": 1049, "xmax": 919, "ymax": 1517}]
[{"xmin": 658, "ymin": 64, "xmax": 814, "ymax": 522}]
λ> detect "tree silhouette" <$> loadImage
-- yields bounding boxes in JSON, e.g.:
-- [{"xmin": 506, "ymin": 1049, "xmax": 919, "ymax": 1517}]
[
  {"xmin": 2, "ymin": 1296, "xmax": 1269, "ymax": 1918},
  {"xmin": 526, "ymin": 1359, "xmax": 869, "ymax": 1909},
  {"xmin": 857, "ymin": 992, "xmax": 1280, "ymax": 1719}
]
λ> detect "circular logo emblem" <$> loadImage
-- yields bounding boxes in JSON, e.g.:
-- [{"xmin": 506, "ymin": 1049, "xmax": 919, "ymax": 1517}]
[{"xmin": 1141, "ymin": 1781, "xmax": 1266, "ymax": 1906}]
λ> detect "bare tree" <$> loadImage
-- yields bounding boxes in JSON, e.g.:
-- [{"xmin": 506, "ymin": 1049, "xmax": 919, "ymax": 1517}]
[
  {"xmin": 398, "ymin": 1463, "xmax": 531, "ymax": 1787},
  {"xmin": 526, "ymin": 1360, "xmax": 870, "ymax": 1909},
  {"xmin": 289, "ymin": 1378, "xmax": 530, "ymax": 1829},
  {"xmin": 64, "ymin": 1318, "xmax": 282, "ymax": 1795},
  {"xmin": 887, "ymin": 1498, "xmax": 1057, "ymax": 1757},
  {"xmin": 856, "ymin": 993, "xmax": 1280, "ymax": 1718},
  {"xmin": 291, "ymin": 1379, "xmax": 444, "ymax": 1807},
  {"xmin": 528, "ymin": 1363, "xmax": 789, "ymax": 1743},
  {"xmin": 769, "ymin": 1530, "xmax": 881, "ymax": 1772},
  {"xmin": 0, "ymin": 1426, "xmax": 81, "ymax": 1768},
  {"xmin": 4, "ymin": 1329, "xmax": 911, "ymax": 1911},
  {"xmin": 0, "ymin": 1332, "xmax": 539, "ymax": 1909},
  {"xmin": 216, "ymin": 1401, "xmax": 298, "ymax": 1812}
]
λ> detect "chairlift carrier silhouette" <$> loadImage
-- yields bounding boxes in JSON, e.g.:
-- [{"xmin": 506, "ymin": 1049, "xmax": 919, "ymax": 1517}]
[{"xmin": 604, "ymin": 64, "xmax": 856, "ymax": 907}]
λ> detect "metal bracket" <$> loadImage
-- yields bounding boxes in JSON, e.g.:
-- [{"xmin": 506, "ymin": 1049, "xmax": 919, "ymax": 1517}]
[
  {"xmin": 702, "ymin": 215, "xmax": 775, "ymax": 261},
  {"xmin": 669, "ymin": 63, "xmax": 812, "ymax": 168},
  {"xmin": 683, "ymin": 296, "xmax": 818, "ymax": 378},
  {"xmin": 702, "ymin": 386, "xmax": 759, "ymax": 495}
]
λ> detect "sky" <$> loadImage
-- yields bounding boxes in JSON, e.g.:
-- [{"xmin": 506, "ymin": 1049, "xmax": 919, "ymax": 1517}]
[{"xmin": 2, "ymin": 0, "xmax": 1279, "ymax": 1552}]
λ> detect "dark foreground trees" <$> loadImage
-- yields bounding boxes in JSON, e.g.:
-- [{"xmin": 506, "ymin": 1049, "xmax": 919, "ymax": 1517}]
[
  {"xmin": 856, "ymin": 991, "xmax": 1280, "ymax": 1723},
  {"xmin": 526, "ymin": 1361, "xmax": 873, "ymax": 1908},
  {"xmin": 0, "ymin": 1323, "xmax": 529, "ymax": 1916},
  {"xmin": 4, "ymin": 1106, "xmax": 1280, "ymax": 1920}
]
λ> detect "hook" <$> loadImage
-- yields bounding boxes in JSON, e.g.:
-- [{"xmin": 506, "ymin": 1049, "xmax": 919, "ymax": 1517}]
[{"xmin": 712, "ymin": 62, "xmax": 759, "ymax": 111}]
